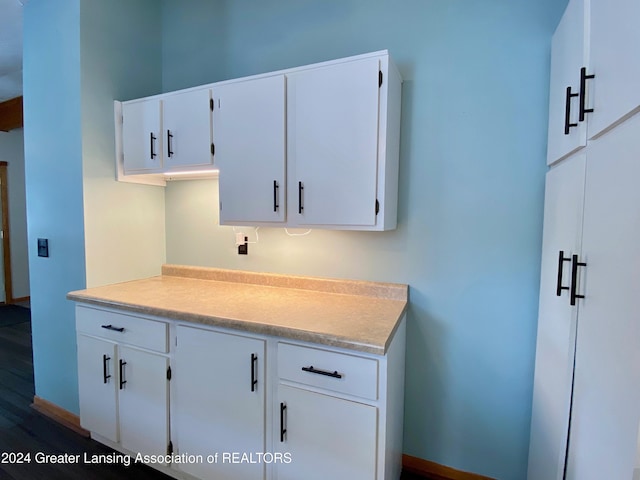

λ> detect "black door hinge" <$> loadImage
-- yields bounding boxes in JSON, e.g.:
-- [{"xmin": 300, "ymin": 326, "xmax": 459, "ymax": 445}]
[
  {"xmin": 375, "ymin": 199, "xmax": 380, "ymax": 215},
  {"xmin": 210, "ymin": 98, "xmax": 214, "ymax": 111},
  {"xmin": 379, "ymin": 71, "xmax": 383, "ymax": 88},
  {"xmin": 211, "ymin": 143, "xmax": 215, "ymax": 156},
  {"xmin": 167, "ymin": 441, "xmax": 173, "ymax": 456},
  {"xmin": 167, "ymin": 366, "xmax": 172, "ymax": 381}
]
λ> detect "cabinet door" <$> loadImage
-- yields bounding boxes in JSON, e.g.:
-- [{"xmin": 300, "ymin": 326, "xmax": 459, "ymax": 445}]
[
  {"xmin": 122, "ymin": 99, "xmax": 163, "ymax": 173},
  {"xmin": 275, "ymin": 385, "xmax": 377, "ymax": 480},
  {"xmin": 565, "ymin": 114, "xmax": 640, "ymax": 479},
  {"xmin": 163, "ymin": 88, "xmax": 213, "ymax": 170},
  {"xmin": 546, "ymin": 0, "xmax": 588, "ymax": 165},
  {"xmin": 118, "ymin": 346, "xmax": 169, "ymax": 459},
  {"xmin": 587, "ymin": 0, "xmax": 640, "ymax": 139},
  {"xmin": 527, "ymin": 153, "xmax": 586, "ymax": 480},
  {"xmin": 214, "ymin": 76, "xmax": 286, "ymax": 225},
  {"xmin": 77, "ymin": 335, "xmax": 118, "ymax": 443},
  {"xmin": 287, "ymin": 57, "xmax": 380, "ymax": 227},
  {"xmin": 174, "ymin": 326, "xmax": 266, "ymax": 480}
]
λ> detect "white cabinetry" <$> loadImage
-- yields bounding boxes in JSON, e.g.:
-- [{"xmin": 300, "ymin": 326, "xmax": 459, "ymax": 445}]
[
  {"xmin": 546, "ymin": 0, "xmax": 587, "ymax": 165},
  {"xmin": 528, "ymin": 154, "xmax": 586, "ymax": 480},
  {"xmin": 214, "ymin": 76, "xmax": 286, "ymax": 225},
  {"xmin": 587, "ymin": 0, "xmax": 640, "ymax": 138},
  {"xmin": 163, "ymin": 87, "xmax": 213, "ymax": 172},
  {"xmin": 173, "ymin": 325, "xmax": 266, "ymax": 480},
  {"xmin": 275, "ymin": 343, "xmax": 379, "ymax": 480},
  {"xmin": 76, "ymin": 306, "xmax": 170, "ymax": 459},
  {"xmin": 547, "ymin": 0, "xmax": 640, "ymax": 165},
  {"xmin": 119, "ymin": 87, "xmax": 214, "ymax": 177},
  {"xmin": 288, "ymin": 57, "xmax": 379, "ymax": 228},
  {"xmin": 564, "ymin": 113, "xmax": 640, "ymax": 480},
  {"xmin": 75, "ymin": 305, "xmax": 406, "ymax": 480},
  {"xmin": 529, "ymin": 113, "xmax": 640, "ymax": 479},
  {"xmin": 121, "ymin": 98, "xmax": 163, "ymax": 174},
  {"xmin": 277, "ymin": 385, "xmax": 377, "ymax": 480}
]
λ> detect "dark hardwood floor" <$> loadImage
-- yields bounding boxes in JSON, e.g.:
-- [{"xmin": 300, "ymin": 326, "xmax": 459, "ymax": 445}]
[{"xmin": 0, "ymin": 315, "xmax": 424, "ymax": 479}]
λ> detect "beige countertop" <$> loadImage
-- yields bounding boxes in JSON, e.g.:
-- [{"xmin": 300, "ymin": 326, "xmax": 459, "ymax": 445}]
[{"xmin": 67, "ymin": 265, "xmax": 409, "ymax": 355}]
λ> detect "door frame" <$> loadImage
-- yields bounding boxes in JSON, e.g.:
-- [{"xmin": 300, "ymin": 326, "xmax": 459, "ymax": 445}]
[{"xmin": 0, "ymin": 161, "xmax": 13, "ymax": 304}]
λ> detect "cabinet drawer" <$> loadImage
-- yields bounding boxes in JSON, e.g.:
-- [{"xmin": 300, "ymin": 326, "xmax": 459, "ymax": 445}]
[
  {"xmin": 278, "ymin": 343, "xmax": 378, "ymax": 400},
  {"xmin": 76, "ymin": 306, "xmax": 168, "ymax": 353}
]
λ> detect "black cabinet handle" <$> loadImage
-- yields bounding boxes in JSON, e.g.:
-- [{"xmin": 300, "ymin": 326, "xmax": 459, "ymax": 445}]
[
  {"xmin": 564, "ymin": 86, "xmax": 579, "ymax": 135},
  {"xmin": 102, "ymin": 354, "xmax": 111, "ymax": 384},
  {"xmin": 119, "ymin": 359, "xmax": 127, "ymax": 390},
  {"xmin": 579, "ymin": 67, "xmax": 595, "ymax": 122},
  {"xmin": 570, "ymin": 254, "xmax": 587, "ymax": 306},
  {"xmin": 101, "ymin": 324, "xmax": 125, "ymax": 332},
  {"xmin": 301, "ymin": 365, "xmax": 343, "ymax": 379},
  {"xmin": 556, "ymin": 250, "xmax": 571, "ymax": 296},
  {"xmin": 251, "ymin": 353, "xmax": 258, "ymax": 392},
  {"xmin": 298, "ymin": 181, "xmax": 304, "ymax": 214},
  {"xmin": 167, "ymin": 130, "xmax": 174, "ymax": 158},
  {"xmin": 280, "ymin": 402, "xmax": 287, "ymax": 442},
  {"xmin": 150, "ymin": 132, "xmax": 157, "ymax": 159},
  {"xmin": 273, "ymin": 181, "xmax": 279, "ymax": 212}
]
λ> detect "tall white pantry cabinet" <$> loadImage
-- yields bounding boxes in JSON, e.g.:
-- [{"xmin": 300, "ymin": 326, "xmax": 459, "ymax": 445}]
[{"xmin": 528, "ymin": 0, "xmax": 640, "ymax": 478}]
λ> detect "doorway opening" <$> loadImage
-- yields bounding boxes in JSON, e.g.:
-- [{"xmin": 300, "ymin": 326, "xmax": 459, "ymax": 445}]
[{"xmin": 0, "ymin": 161, "xmax": 13, "ymax": 304}]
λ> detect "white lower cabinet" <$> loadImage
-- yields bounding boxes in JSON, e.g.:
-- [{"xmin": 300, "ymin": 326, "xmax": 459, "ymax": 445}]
[
  {"xmin": 76, "ymin": 308, "xmax": 170, "ymax": 460},
  {"xmin": 77, "ymin": 335, "xmax": 118, "ymax": 443},
  {"xmin": 276, "ymin": 385, "xmax": 377, "ymax": 480},
  {"xmin": 173, "ymin": 325, "xmax": 265, "ymax": 480},
  {"xmin": 75, "ymin": 305, "xmax": 405, "ymax": 480}
]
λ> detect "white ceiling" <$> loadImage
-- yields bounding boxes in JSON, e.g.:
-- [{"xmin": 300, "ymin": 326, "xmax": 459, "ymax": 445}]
[{"xmin": 0, "ymin": 0, "xmax": 24, "ymax": 103}]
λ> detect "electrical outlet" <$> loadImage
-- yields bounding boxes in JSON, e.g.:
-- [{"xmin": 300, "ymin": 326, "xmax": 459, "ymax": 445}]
[{"xmin": 238, "ymin": 236, "xmax": 248, "ymax": 255}]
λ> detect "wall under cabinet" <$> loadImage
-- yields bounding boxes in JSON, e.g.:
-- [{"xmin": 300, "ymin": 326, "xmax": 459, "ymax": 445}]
[{"xmin": 161, "ymin": 1, "xmax": 568, "ymax": 479}]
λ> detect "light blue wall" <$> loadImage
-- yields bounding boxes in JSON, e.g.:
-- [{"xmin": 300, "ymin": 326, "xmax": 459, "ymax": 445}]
[
  {"xmin": 23, "ymin": 0, "xmax": 85, "ymax": 413},
  {"xmin": 162, "ymin": 1, "xmax": 567, "ymax": 478},
  {"xmin": 23, "ymin": 0, "xmax": 162, "ymax": 414},
  {"xmin": 80, "ymin": 0, "xmax": 165, "ymax": 289}
]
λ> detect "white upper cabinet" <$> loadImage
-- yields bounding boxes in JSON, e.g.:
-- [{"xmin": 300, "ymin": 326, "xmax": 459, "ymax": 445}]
[
  {"xmin": 116, "ymin": 51, "xmax": 402, "ymax": 230},
  {"xmin": 214, "ymin": 75, "xmax": 286, "ymax": 225},
  {"xmin": 547, "ymin": 0, "xmax": 640, "ymax": 161},
  {"xmin": 163, "ymin": 87, "xmax": 213, "ymax": 171},
  {"xmin": 287, "ymin": 54, "xmax": 401, "ymax": 230},
  {"xmin": 546, "ymin": 0, "xmax": 588, "ymax": 165},
  {"xmin": 287, "ymin": 57, "xmax": 379, "ymax": 228},
  {"xmin": 122, "ymin": 98, "xmax": 163, "ymax": 174},
  {"xmin": 587, "ymin": 0, "xmax": 640, "ymax": 139}
]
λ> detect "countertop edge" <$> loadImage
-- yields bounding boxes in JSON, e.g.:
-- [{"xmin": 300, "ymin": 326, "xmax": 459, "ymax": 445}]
[{"xmin": 66, "ymin": 292, "xmax": 407, "ymax": 356}]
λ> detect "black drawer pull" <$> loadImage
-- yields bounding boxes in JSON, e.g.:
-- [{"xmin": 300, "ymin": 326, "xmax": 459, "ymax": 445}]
[
  {"xmin": 101, "ymin": 324, "xmax": 125, "ymax": 332},
  {"xmin": 273, "ymin": 180, "xmax": 279, "ymax": 212},
  {"xmin": 579, "ymin": 67, "xmax": 595, "ymax": 122},
  {"xmin": 298, "ymin": 181, "xmax": 304, "ymax": 214},
  {"xmin": 119, "ymin": 359, "xmax": 127, "ymax": 390},
  {"xmin": 302, "ymin": 366, "xmax": 342, "ymax": 379},
  {"xmin": 251, "ymin": 353, "xmax": 258, "ymax": 392},
  {"xmin": 280, "ymin": 402, "xmax": 287, "ymax": 442},
  {"xmin": 102, "ymin": 354, "xmax": 111, "ymax": 384},
  {"xmin": 564, "ymin": 86, "xmax": 579, "ymax": 135},
  {"xmin": 556, "ymin": 250, "xmax": 571, "ymax": 296},
  {"xmin": 570, "ymin": 254, "xmax": 587, "ymax": 306},
  {"xmin": 150, "ymin": 132, "xmax": 157, "ymax": 159},
  {"xmin": 167, "ymin": 130, "xmax": 174, "ymax": 157}
]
